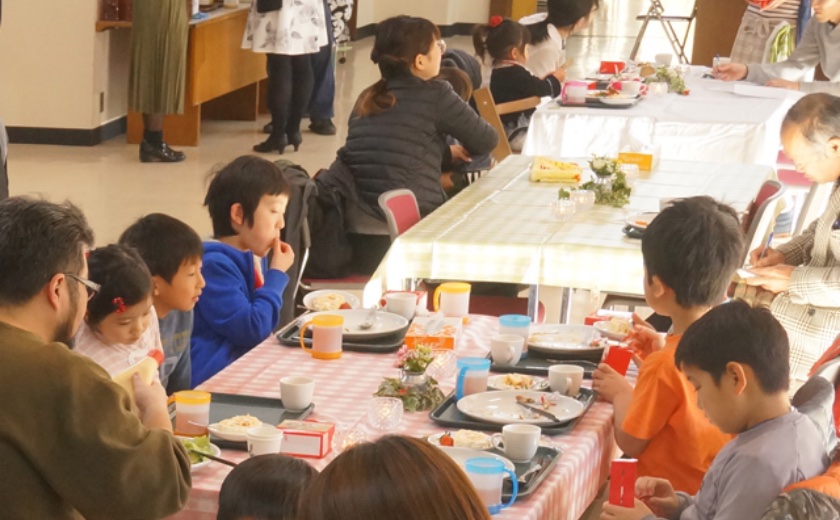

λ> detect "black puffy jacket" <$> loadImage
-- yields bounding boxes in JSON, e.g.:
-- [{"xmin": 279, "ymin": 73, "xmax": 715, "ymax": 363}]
[{"xmin": 338, "ymin": 73, "xmax": 497, "ymax": 217}]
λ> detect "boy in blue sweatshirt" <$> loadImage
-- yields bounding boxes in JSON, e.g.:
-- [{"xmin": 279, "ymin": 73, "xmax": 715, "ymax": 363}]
[{"xmin": 191, "ymin": 156, "xmax": 295, "ymax": 385}]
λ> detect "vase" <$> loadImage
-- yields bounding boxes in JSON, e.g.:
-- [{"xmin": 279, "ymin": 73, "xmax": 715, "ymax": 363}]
[
  {"xmin": 400, "ymin": 369, "xmax": 428, "ymax": 390},
  {"xmin": 594, "ymin": 174, "xmax": 613, "ymax": 188}
]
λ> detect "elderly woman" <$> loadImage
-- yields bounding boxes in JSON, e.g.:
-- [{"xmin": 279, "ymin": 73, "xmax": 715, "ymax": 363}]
[{"xmin": 748, "ymin": 93, "xmax": 840, "ymax": 382}]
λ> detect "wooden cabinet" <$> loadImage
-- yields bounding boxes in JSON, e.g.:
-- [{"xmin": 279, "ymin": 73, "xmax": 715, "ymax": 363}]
[
  {"xmin": 691, "ymin": 0, "xmax": 747, "ymax": 65},
  {"xmin": 490, "ymin": 0, "xmax": 539, "ymax": 20}
]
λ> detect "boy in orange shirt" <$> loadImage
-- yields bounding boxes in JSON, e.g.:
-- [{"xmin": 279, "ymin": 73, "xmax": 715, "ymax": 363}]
[{"xmin": 592, "ymin": 196, "xmax": 744, "ymax": 494}]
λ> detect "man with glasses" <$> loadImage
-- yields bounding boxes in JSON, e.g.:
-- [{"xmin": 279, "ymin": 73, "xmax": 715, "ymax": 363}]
[
  {"xmin": 746, "ymin": 93, "xmax": 840, "ymax": 385},
  {"xmin": 0, "ymin": 197, "xmax": 191, "ymax": 518}
]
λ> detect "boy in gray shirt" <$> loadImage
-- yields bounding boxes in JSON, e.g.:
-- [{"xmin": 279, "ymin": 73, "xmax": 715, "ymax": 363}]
[
  {"xmin": 120, "ymin": 213, "xmax": 205, "ymax": 394},
  {"xmin": 601, "ymin": 301, "xmax": 829, "ymax": 520}
]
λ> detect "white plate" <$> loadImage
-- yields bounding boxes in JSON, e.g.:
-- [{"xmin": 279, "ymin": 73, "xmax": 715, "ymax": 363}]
[
  {"xmin": 208, "ymin": 423, "xmax": 251, "ymax": 443},
  {"xmin": 302, "ymin": 309, "xmax": 409, "ymax": 339},
  {"xmin": 625, "ymin": 212, "xmax": 658, "ymax": 230},
  {"xmin": 488, "ymin": 374, "xmax": 549, "ymax": 391},
  {"xmin": 302, "ymin": 290, "xmax": 360, "ymax": 311},
  {"xmin": 593, "ymin": 320, "xmax": 633, "ymax": 341},
  {"xmin": 427, "ymin": 431, "xmax": 493, "ymax": 450},
  {"xmin": 456, "ymin": 390, "xmax": 585, "ymax": 425},
  {"xmin": 599, "ymin": 96, "xmax": 637, "ymax": 106},
  {"xmin": 527, "ymin": 324, "xmax": 603, "ymax": 354},
  {"xmin": 438, "ymin": 446, "xmax": 516, "ymax": 474}
]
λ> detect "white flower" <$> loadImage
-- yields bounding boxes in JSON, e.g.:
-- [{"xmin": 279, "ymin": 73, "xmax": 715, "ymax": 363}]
[{"xmin": 591, "ymin": 158, "xmax": 606, "ymax": 170}]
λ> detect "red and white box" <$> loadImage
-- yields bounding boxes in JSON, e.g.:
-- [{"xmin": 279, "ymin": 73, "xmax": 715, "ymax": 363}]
[{"xmin": 277, "ymin": 420, "xmax": 334, "ymax": 459}]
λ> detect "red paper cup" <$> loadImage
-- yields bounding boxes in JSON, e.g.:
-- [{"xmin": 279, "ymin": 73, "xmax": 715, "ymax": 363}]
[{"xmin": 603, "ymin": 346, "xmax": 633, "ymax": 376}]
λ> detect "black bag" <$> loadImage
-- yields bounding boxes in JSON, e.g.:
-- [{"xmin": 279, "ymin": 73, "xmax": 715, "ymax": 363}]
[
  {"xmin": 256, "ymin": 0, "xmax": 282, "ymax": 13},
  {"xmin": 304, "ymin": 180, "xmax": 354, "ymax": 279}
]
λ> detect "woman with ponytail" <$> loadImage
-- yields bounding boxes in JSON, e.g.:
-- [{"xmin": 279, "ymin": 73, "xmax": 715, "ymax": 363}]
[{"xmin": 324, "ymin": 16, "xmax": 497, "ymax": 272}]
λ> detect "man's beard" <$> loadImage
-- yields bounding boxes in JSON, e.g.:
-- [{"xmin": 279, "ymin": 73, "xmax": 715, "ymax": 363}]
[{"xmin": 54, "ymin": 286, "xmax": 80, "ymax": 348}]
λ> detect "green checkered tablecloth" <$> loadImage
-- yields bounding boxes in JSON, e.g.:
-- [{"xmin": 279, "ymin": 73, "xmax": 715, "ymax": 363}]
[{"xmin": 368, "ymin": 155, "xmax": 773, "ymax": 302}]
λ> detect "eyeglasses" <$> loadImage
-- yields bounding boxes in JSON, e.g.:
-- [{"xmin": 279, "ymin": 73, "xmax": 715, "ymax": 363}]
[
  {"xmin": 64, "ymin": 273, "xmax": 101, "ymax": 301},
  {"xmin": 436, "ymin": 39, "xmax": 447, "ymax": 54}
]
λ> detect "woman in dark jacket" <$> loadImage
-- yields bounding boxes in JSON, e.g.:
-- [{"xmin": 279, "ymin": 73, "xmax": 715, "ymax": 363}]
[{"xmin": 338, "ymin": 15, "xmax": 497, "ymax": 219}]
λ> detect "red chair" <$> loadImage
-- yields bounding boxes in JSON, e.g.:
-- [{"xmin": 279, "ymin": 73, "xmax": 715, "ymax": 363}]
[
  {"xmin": 378, "ymin": 189, "xmax": 421, "ymax": 241},
  {"xmin": 742, "ymin": 179, "xmax": 785, "ymax": 261}
]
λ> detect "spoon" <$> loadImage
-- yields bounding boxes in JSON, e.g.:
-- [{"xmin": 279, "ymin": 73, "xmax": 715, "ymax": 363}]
[{"xmin": 359, "ymin": 308, "xmax": 378, "ymax": 330}]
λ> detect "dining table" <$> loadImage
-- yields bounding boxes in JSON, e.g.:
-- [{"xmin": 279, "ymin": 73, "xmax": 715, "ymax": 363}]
[
  {"xmin": 167, "ymin": 315, "xmax": 618, "ymax": 520},
  {"xmin": 368, "ymin": 154, "xmax": 774, "ymax": 321},
  {"xmin": 521, "ymin": 71, "xmax": 802, "ymax": 167}
]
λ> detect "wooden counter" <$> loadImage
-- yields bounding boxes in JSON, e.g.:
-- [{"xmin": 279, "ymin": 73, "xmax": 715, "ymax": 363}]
[{"xmin": 123, "ymin": 6, "xmax": 267, "ymax": 146}]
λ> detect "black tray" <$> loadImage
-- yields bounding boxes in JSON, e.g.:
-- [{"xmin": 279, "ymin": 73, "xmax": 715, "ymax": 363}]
[
  {"xmin": 501, "ymin": 445, "xmax": 562, "ymax": 499},
  {"xmin": 488, "ymin": 352, "xmax": 599, "ymax": 378},
  {"xmin": 429, "ymin": 388, "xmax": 595, "ymax": 435},
  {"xmin": 170, "ymin": 392, "xmax": 313, "ymax": 451},
  {"xmin": 275, "ymin": 317, "xmax": 407, "ymax": 353},
  {"xmin": 557, "ymin": 96, "xmax": 641, "ymax": 109}
]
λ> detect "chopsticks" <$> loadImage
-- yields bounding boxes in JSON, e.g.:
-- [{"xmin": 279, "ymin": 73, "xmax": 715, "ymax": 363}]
[{"xmin": 190, "ymin": 449, "xmax": 238, "ymax": 467}]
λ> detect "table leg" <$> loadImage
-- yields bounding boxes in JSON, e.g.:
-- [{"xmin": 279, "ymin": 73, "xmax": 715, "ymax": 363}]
[
  {"xmin": 527, "ymin": 285, "xmax": 540, "ymax": 322},
  {"xmin": 559, "ymin": 287, "xmax": 573, "ymax": 324}
]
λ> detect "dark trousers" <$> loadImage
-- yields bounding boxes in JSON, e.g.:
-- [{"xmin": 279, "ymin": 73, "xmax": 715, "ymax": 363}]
[
  {"xmin": 308, "ymin": 0, "xmax": 335, "ymax": 120},
  {"xmin": 266, "ymin": 54, "xmax": 314, "ymax": 137}
]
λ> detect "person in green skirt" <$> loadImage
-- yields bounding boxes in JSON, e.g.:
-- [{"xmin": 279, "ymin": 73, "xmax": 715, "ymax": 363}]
[{"xmin": 128, "ymin": 0, "xmax": 189, "ymax": 163}]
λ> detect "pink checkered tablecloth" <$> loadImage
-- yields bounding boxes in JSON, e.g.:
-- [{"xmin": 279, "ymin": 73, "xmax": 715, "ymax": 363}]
[{"xmin": 167, "ymin": 315, "xmax": 617, "ymax": 520}]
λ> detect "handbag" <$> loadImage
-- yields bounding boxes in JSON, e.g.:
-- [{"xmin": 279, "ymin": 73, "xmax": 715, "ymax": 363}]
[{"xmin": 256, "ymin": 0, "xmax": 282, "ymax": 13}]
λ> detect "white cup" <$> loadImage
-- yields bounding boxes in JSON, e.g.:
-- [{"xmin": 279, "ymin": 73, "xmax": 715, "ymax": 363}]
[
  {"xmin": 565, "ymin": 85, "xmax": 587, "ymax": 104},
  {"xmin": 620, "ymin": 81, "xmax": 641, "ymax": 96},
  {"xmin": 548, "ymin": 364, "xmax": 585, "ymax": 396},
  {"xmin": 655, "ymin": 53, "xmax": 673, "ymax": 67},
  {"xmin": 491, "ymin": 424, "xmax": 541, "ymax": 462},
  {"xmin": 385, "ymin": 292, "xmax": 417, "ymax": 320},
  {"xmin": 489, "ymin": 334, "xmax": 524, "ymax": 367},
  {"xmin": 246, "ymin": 426, "xmax": 284, "ymax": 457},
  {"xmin": 280, "ymin": 376, "xmax": 314, "ymax": 411}
]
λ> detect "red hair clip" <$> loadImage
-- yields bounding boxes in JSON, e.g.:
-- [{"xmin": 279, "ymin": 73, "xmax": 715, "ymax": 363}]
[
  {"xmin": 113, "ymin": 297, "xmax": 127, "ymax": 314},
  {"xmin": 489, "ymin": 15, "xmax": 503, "ymax": 28}
]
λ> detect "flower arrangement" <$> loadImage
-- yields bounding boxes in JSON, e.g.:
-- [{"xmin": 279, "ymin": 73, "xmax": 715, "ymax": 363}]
[
  {"xmin": 589, "ymin": 156, "xmax": 621, "ymax": 178},
  {"xmin": 374, "ymin": 376, "xmax": 445, "ymax": 412},
  {"xmin": 393, "ymin": 344, "xmax": 434, "ymax": 374},
  {"xmin": 646, "ymin": 66, "xmax": 689, "ymax": 95},
  {"xmin": 558, "ymin": 188, "xmax": 571, "ymax": 200}
]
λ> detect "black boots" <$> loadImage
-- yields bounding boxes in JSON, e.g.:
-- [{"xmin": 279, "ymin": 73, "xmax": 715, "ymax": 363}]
[{"xmin": 139, "ymin": 140, "xmax": 186, "ymax": 163}]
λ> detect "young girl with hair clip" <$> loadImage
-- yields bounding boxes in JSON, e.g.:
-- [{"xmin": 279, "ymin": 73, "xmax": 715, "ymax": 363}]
[
  {"xmin": 474, "ymin": 16, "xmax": 565, "ymax": 150},
  {"xmin": 73, "ymin": 244, "xmax": 163, "ymax": 377},
  {"xmin": 520, "ymin": 0, "xmax": 599, "ymax": 78},
  {"xmin": 328, "ymin": 15, "xmax": 497, "ymax": 274}
]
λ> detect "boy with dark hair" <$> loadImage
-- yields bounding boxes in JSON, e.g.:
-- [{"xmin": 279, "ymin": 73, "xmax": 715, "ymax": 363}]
[
  {"xmin": 593, "ymin": 196, "xmax": 745, "ymax": 494},
  {"xmin": 119, "ymin": 213, "xmax": 205, "ymax": 394},
  {"xmin": 601, "ymin": 301, "xmax": 829, "ymax": 520},
  {"xmin": 190, "ymin": 156, "xmax": 294, "ymax": 385}
]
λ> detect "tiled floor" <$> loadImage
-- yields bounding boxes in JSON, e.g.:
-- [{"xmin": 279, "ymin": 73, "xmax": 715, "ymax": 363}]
[{"xmin": 7, "ymin": 0, "xmax": 694, "ymax": 245}]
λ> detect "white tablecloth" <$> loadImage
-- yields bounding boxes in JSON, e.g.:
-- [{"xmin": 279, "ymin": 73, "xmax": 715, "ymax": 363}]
[
  {"xmin": 168, "ymin": 315, "xmax": 618, "ymax": 520},
  {"xmin": 373, "ymin": 155, "xmax": 773, "ymax": 298},
  {"xmin": 522, "ymin": 75, "xmax": 802, "ymax": 167}
]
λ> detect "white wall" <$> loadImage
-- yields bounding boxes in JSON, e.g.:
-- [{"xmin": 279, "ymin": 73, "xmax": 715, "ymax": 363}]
[
  {"xmin": 358, "ymin": 0, "xmax": 490, "ymax": 27},
  {"xmin": 0, "ymin": 0, "xmax": 125, "ymax": 129}
]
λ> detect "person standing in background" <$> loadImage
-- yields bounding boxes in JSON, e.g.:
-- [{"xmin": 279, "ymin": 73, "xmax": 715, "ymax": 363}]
[
  {"xmin": 307, "ymin": 0, "xmax": 338, "ymax": 136},
  {"xmin": 245, "ymin": 0, "xmax": 328, "ymax": 154},
  {"xmin": 129, "ymin": 0, "xmax": 189, "ymax": 163},
  {"xmin": 731, "ymin": 0, "xmax": 803, "ymax": 64}
]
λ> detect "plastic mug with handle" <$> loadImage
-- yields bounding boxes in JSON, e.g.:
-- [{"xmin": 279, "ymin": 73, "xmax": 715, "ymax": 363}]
[
  {"xmin": 465, "ymin": 457, "xmax": 518, "ymax": 515},
  {"xmin": 433, "ymin": 282, "xmax": 471, "ymax": 319},
  {"xmin": 300, "ymin": 314, "xmax": 343, "ymax": 360},
  {"xmin": 456, "ymin": 357, "xmax": 491, "ymax": 399}
]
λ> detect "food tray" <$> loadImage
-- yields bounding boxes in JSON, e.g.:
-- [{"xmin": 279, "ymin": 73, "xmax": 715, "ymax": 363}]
[
  {"xmin": 501, "ymin": 445, "xmax": 562, "ymax": 499},
  {"xmin": 170, "ymin": 393, "xmax": 313, "ymax": 451},
  {"xmin": 487, "ymin": 351, "xmax": 600, "ymax": 377},
  {"xmin": 275, "ymin": 317, "xmax": 407, "ymax": 353},
  {"xmin": 557, "ymin": 96, "xmax": 641, "ymax": 109},
  {"xmin": 429, "ymin": 388, "xmax": 595, "ymax": 435}
]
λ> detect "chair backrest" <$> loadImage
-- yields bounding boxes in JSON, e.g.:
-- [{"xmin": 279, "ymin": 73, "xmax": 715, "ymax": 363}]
[
  {"xmin": 378, "ymin": 189, "xmax": 421, "ymax": 242},
  {"xmin": 473, "ymin": 87, "xmax": 540, "ymax": 163},
  {"xmin": 795, "ymin": 182, "xmax": 833, "ymax": 236},
  {"xmin": 743, "ymin": 179, "xmax": 785, "ymax": 262}
]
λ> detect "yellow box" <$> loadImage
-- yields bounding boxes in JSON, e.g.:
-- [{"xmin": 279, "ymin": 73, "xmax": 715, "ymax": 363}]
[
  {"xmin": 618, "ymin": 152, "xmax": 654, "ymax": 171},
  {"xmin": 404, "ymin": 317, "xmax": 462, "ymax": 350}
]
